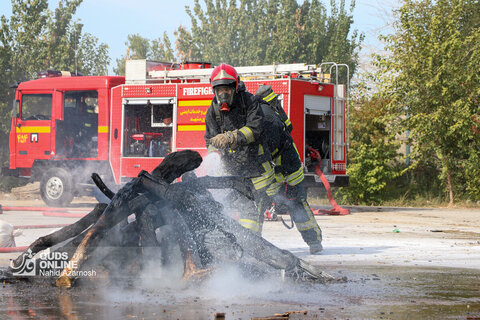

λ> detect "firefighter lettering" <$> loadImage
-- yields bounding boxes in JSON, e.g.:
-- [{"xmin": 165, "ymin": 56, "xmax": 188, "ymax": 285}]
[
  {"xmin": 17, "ymin": 134, "xmax": 28, "ymax": 143},
  {"xmin": 182, "ymin": 87, "xmax": 213, "ymax": 96}
]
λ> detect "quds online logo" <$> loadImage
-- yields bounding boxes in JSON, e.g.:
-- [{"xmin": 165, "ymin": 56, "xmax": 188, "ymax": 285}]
[{"xmin": 10, "ymin": 249, "xmax": 36, "ymax": 276}]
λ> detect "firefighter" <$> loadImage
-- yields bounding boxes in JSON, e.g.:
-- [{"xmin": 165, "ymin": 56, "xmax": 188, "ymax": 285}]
[
  {"xmin": 254, "ymin": 85, "xmax": 292, "ymax": 133},
  {"xmin": 258, "ymin": 100, "xmax": 323, "ymax": 254},
  {"xmin": 204, "ymin": 63, "xmax": 274, "ymax": 235}
]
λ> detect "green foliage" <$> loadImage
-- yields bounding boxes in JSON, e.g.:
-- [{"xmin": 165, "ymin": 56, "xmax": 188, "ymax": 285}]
[
  {"xmin": 114, "ymin": 32, "xmax": 176, "ymax": 75},
  {"xmin": 0, "ymin": 0, "xmax": 110, "ymax": 167},
  {"xmin": 115, "ymin": 0, "xmax": 363, "ymax": 77},
  {"xmin": 338, "ymin": 81, "xmax": 403, "ymax": 205},
  {"xmin": 376, "ymin": 0, "xmax": 480, "ymax": 204},
  {"xmin": 172, "ymin": 0, "xmax": 363, "ymax": 75}
]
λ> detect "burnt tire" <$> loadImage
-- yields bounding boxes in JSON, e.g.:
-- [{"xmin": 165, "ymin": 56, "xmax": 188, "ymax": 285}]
[{"xmin": 40, "ymin": 168, "xmax": 74, "ymax": 207}]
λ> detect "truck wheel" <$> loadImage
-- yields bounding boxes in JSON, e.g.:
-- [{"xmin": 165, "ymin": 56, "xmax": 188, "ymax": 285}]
[{"xmin": 40, "ymin": 168, "xmax": 74, "ymax": 207}]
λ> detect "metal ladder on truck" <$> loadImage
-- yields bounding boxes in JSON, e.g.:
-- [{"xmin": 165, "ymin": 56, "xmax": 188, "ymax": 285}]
[
  {"xmin": 311, "ymin": 62, "xmax": 351, "ymax": 215},
  {"xmin": 125, "ymin": 60, "xmax": 333, "ymax": 84},
  {"xmin": 318, "ymin": 62, "xmax": 350, "ymax": 172}
]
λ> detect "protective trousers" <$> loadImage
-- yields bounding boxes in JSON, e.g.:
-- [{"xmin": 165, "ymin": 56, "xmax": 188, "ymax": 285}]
[
  {"xmin": 266, "ymin": 146, "xmax": 322, "ymax": 246},
  {"xmin": 238, "ymin": 145, "xmax": 274, "ymax": 234},
  {"xmin": 273, "ymin": 183, "xmax": 322, "ymax": 246}
]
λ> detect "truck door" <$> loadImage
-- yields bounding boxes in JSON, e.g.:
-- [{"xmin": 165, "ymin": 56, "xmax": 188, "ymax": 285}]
[
  {"xmin": 14, "ymin": 91, "xmax": 53, "ymax": 168},
  {"xmin": 304, "ymin": 94, "xmax": 332, "ymax": 173},
  {"xmin": 56, "ymin": 90, "xmax": 99, "ymax": 159}
]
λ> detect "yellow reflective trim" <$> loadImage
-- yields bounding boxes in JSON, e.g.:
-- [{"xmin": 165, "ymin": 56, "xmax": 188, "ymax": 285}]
[
  {"xmin": 275, "ymin": 172, "xmax": 285, "ymax": 182},
  {"xmin": 178, "ymin": 100, "xmax": 212, "ymax": 107},
  {"xmin": 252, "ymin": 174, "xmax": 274, "ymax": 190},
  {"xmin": 98, "ymin": 126, "xmax": 108, "ymax": 133},
  {"xmin": 266, "ymin": 181, "xmax": 283, "ymax": 196},
  {"xmin": 286, "ymin": 167, "xmax": 305, "ymax": 186},
  {"xmin": 263, "ymin": 92, "xmax": 276, "ymax": 102},
  {"xmin": 239, "ymin": 218, "xmax": 260, "ymax": 227},
  {"xmin": 207, "ymin": 145, "xmax": 218, "ymax": 152},
  {"xmin": 251, "ymin": 172, "xmax": 273, "ymax": 186},
  {"xmin": 239, "ymin": 219, "xmax": 261, "ymax": 232},
  {"xmin": 239, "ymin": 126, "xmax": 254, "ymax": 143},
  {"xmin": 17, "ymin": 126, "xmax": 50, "ymax": 133},
  {"xmin": 296, "ymin": 217, "xmax": 319, "ymax": 231},
  {"xmin": 289, "ymin": 175, "xmax": 304, "ymax": 186},
  {"xmin": 298, "ymin": 199, "xmax": 322, "ymax": 241},
  {"xmin": 302, "ymin": 199, "xmax": 314, "ymax": 215},
  {"xmin": 178, "ymin": 125, "xmax": 206, "ymax": 131},
  {"xmin": 252, "ymin": 163, "xmax": 274, "ymax": 180},
  {"xmin": 285, "ymin": 119, "xmax": 291, "ymax": 126},
  {"xmin": 274, "ymin": 155, "xmax": 282, "ymax": 166},
  {"xmin": 251, "ymin": 169, "xmax": 274, "ymax": 186},
  {"xmin": 261, "ymin": 160, "xmax": 272, "ymax": 172}
]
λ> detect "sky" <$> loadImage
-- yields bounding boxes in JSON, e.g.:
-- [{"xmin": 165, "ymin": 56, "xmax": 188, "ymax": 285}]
[{"xmin": 0, "ymin": 0, "xmax": 399, "ymax": 75}]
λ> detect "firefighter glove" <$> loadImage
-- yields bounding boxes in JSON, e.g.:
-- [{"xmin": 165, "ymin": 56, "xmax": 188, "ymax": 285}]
[{"xmin": 210, "ymin": 130, "xmax": 238, "ymax": 149}]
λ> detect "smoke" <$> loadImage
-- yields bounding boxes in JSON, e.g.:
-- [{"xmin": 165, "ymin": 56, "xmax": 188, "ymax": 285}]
[
  {"xmin": 198, "ymin": 151, "xmax": 226, "ymax": 176},
  {"xmin": 196, "ymin": 152, "xmax": 257, "ymax": 221},
  {"xmin": 91, "ymin": 151, "xmax": 322, "ymax": 308},
  {"xmin": 138, "ymin": 226, "xmax": 187, "ymax": 290},
  {"xmin": 198, "ymin": 263, "xmax": 284, "ymax": 301}
]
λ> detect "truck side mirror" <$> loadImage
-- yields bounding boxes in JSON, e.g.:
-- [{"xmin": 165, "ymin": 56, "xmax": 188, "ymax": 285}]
[{"xmin": 14, "ymin": 100, "xmax": 20, "ymax": 118}]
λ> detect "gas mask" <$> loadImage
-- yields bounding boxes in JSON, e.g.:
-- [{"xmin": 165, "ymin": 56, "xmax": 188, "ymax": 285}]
[{"xmin": 214, "ymin": 85, "xmax": 235, "ymax": 112}]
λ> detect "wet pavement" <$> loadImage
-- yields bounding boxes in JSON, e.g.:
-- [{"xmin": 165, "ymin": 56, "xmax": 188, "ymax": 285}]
[
  {"xmin": 1, "ymin": 265, "xmax": 479, "ymax": 319},
  {"xmin": 1, "ymin": 201, "xmax": 479, "ymax": 319}
]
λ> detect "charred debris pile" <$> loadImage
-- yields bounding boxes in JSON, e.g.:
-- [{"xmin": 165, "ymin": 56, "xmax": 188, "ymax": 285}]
[{"xmin": 6, "ymin": 150, "xmax": 338, "ymax": 288}]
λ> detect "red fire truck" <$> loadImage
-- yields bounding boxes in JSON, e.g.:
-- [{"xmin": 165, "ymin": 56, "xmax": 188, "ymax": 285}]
[{"xmin": 5, "ymin": 60, "xmax": 349, "ymax": 206}]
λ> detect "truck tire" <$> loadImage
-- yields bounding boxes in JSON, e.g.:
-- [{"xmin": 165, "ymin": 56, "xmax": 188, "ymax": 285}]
[{"xmin": 40, "ymin": 168, "xmax": 74, "ymax": 207}]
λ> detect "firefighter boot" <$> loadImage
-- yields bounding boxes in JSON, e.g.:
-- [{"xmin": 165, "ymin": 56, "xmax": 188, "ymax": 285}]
[
  {"xmin": 285, "ymin": 186, "xmax": 323, "ymax": 254},
  {"xmin": 309, "ymin": 242, "xmax": 323, "ymax": 255}
]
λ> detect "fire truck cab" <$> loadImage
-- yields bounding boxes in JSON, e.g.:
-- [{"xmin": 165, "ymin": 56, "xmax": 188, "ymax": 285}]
[
  {"xmin": 7, "ymin": 72, "xmax": 124, "ymax": 205},
  {"xmin": 6, "ymin": 60, "xmax": 349, "ymax": 206}
]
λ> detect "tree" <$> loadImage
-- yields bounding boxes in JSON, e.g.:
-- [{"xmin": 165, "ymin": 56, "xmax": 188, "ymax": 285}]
[
  {"xmin": 173, "ymin": 0, "xmax": 363, "ymax": 75},
  {"xmin": 0, "ymin": 0, "xmax": 110, "ymax": 167},
  {"xmin": 338, "ymin": 80, "xmax": 402, "ymax": 205},
  {"xmin": 378, "ymin": 0, "xmax": 480, "ymax": 204},
  {"xmin": 114, "ymin": 32, "xmax": 175, "ymax": 75},
  {"xmin": 115, "ymin": 0, "xmax": 363, "ymax": 78},
  {"xmin": 45, "ymin": 0, "xmax": 109, "ymax": 75}
]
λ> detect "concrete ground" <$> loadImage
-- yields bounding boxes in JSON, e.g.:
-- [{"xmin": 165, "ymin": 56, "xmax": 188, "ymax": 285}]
[
  {"xmin": 1, "ymin": 196, "xmax": 480, "ymax": 319},
  {"xmin": 1, "ymin": 197, "xmax": 479, "ymax": 271}
]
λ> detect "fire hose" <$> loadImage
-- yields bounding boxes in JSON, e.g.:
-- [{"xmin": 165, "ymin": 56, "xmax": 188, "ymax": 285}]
[
  {"xmin": 0, "ymin": 206, "xmax": 88, "ymax": 253},
  {"xmin": 307, "ymin": 147, "xmax": 350, "ymax": 215}
]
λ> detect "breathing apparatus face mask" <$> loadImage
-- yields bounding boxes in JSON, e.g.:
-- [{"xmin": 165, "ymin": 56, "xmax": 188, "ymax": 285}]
[{"xmin": 214, "ymin": 85, "xmax": 235, "ymax": 111}]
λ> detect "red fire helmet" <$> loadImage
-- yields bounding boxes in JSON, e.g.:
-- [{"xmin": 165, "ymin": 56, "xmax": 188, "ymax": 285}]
[{"xmin": 210, "ymin": 63, "xmax": 239, "ymax": 90}]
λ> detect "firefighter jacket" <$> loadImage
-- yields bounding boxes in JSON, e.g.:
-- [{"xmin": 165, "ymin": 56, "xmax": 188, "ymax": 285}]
[
  {"xmin": 205, "ymin": 83, "xmax": 270, "ymax": 176},
  {"xmin": 261, "ymin": 104, "xmax": 304, "ymax": 187}
]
